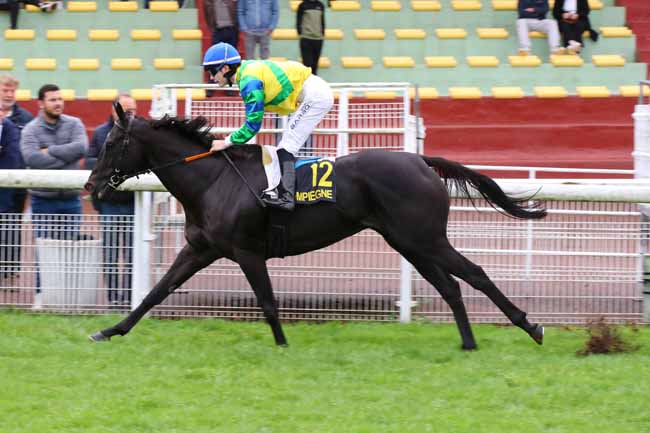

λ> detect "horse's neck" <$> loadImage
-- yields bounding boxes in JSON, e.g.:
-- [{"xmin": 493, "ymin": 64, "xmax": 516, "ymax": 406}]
[
  {"xmin": 146, "ymin": 137, "xmax": 221, "ymax": 201},
  {"xmin": 146, "ymin": 140, "xmax": 264, "ymax": 207}
]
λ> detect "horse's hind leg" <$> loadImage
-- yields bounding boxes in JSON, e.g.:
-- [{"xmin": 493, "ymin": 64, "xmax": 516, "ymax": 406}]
[
  {"xmin": 412, "ymin": 261, "xmax": 477, "ymax": 350},
  {"xmin": 89, "ymin": 244, "xmax": 221, "ymax": 341},
  {"xmin": 234, "ymin": 247, "xmax": 287, "ymax": 346},
  {"xmin": 435, "ymin": 244, "xmax": 543, "ymax": 345}
]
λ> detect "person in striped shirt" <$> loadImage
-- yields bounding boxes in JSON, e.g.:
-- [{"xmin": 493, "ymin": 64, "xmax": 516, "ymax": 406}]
[{"xmin": 204, "ymin": 42, "xmax": 334, "ymax": 211}]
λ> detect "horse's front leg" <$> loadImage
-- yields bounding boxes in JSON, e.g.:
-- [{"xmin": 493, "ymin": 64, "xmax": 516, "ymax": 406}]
[
  {"xmin": 234, "ymin": 247, "xmax": 288, "ymax": 346},
  {"xmin": 90, "ymin": 244, "xmax": 221, "ymax": 341}
]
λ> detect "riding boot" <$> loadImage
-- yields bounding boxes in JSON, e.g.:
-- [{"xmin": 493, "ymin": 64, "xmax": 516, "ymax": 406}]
[{"xmin": 263, "ymin": 149, "xmax": 296, "ymax": 211}]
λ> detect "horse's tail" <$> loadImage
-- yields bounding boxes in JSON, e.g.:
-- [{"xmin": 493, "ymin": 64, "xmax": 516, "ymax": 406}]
[{"xmin": 421, "ymin": 156, "xmax": 547, "ymax": 219}]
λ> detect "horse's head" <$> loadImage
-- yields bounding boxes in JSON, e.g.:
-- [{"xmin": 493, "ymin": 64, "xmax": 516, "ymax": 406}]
[{"xmin": 85, "ymin": 102, "xmax": 149, "ymax": 201}]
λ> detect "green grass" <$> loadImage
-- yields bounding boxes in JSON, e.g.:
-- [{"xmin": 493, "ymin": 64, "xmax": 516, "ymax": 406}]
[{"xmin": 1, "ymin": 312, "xmax": 649, "ymax": 433}]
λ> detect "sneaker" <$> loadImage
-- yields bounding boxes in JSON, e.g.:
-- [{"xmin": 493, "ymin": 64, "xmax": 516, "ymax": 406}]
[
  {"xmin": 567, "ymin": 40, "xmax": 582, "ymax": 54},
  {"xmin": 551, "ymin": 47, "xmax": 565, "ymax": 55},
  {"xmin": 38, "ymin": 2, "xmax": 54, "ymax": 11},
  {"xmin": 518, "ymin": 49, "xmax": 529, "ymax": 57}
]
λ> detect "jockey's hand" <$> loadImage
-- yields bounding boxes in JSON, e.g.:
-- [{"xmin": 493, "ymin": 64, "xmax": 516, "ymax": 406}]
[{"xmin": 210, "ymin": 139, "xmax": 229, "ymax": 152}]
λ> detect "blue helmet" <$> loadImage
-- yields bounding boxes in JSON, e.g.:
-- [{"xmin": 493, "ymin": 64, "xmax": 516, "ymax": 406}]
[{"xmin": 202, "ymin": 42, "xmax": 241, "ymax": 75}]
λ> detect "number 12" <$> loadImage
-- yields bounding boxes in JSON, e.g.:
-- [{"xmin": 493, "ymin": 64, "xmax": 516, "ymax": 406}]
[{"xmin": 310, "ymin": 161, "xmax": 333, "ymax": 187}]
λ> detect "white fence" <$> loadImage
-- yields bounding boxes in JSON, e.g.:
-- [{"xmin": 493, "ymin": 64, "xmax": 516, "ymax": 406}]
[
  {"xmin": 0, "ymin": 84, "xmax": 649, "ymax": 323},
  {"xmin": 0, "ymin": 171, "xmax": 647, "ymax": 324}
]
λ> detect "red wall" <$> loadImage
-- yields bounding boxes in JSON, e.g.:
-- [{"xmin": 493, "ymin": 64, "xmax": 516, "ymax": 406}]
[{"xmin": 420, "ymin": 96, "xmax": 638, "ymax": 171}]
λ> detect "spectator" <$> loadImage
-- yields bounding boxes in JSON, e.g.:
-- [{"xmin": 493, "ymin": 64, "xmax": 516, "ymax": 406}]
[
  {"xmin": 0, "ymin": 0, "xmax": 57, "ymax": 30},
  {"xmin": 297, "ymin": 0, "xmax": 325, "ymax": 75},
  {"xmin": 0, "ymin": 73, "xmax": 34, "ymax": 129},
  {"xmin": 86, "ymin": 93, "xmax": 136, "ymax": 308},
  {"xmin": 20, "ymin": 84, "xmax": 87, "ymax": 307},
  {"xmin": 516, "ymin": 0, "xmax": 563, "ymax": 57},
  {"xmin": 553, "ymin": 0, "xmax": 592, "ymax": 55},
  {"xmin": 203, "ymin": 0, "xmax": 238, "ymax": 47},
  {"xmin": 238, "ymin": 0, "xmax": 279, "ymax": 60},
  {"xmin": 0, "ymin": 73, "xmax": 32, "ymax": 288},
  {"xmin": 0, "ymin": 114, "xmax": 24, "ymax": 289}
]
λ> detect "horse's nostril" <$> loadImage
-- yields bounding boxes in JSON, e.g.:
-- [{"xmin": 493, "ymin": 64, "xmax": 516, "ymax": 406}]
[{"xmin": 84, "ymin": 182, "xmax": 94, "ymax": 192}]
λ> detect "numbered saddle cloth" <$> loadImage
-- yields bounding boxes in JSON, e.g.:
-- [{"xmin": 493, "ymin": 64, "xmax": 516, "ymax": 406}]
[{"xmin": 262, "ymin": 145, "xmax": 336, "ymax": 205}]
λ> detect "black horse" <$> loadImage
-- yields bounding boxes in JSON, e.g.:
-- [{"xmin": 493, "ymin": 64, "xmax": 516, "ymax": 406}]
[{"xmin": 85, "ymin": 104, "xmax": 546, "ymax": 350}]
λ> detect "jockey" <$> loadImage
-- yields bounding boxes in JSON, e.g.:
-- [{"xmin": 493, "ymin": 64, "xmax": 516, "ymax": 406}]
[{"xmin": 203, "ymin": 42, "xmax": 334, "ymax": 211}]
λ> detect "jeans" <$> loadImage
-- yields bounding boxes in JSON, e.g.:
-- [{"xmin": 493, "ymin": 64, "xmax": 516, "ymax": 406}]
[
  {"xmin": 97, "ymin": 201, "xmax": 134, "ymax": 304},
  {"xmin": 31, "ymin": 195, "xmax": 82, "ymax": 291},
  {"xmin": 516, "ymin": 18, "xmax": 561, "ymax": 52},
  {"xmin": 243, "ymin": 32, "xmax": 271, "ymax": 59}
]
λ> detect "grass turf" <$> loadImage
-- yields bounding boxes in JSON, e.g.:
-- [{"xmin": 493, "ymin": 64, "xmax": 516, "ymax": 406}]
[{"xmin": 0, "ymin": 312, "xmax": 649, "ymax": 433}]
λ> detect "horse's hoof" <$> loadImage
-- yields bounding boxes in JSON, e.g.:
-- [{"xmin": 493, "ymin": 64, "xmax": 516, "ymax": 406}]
[
  {"xmin": 88, "ymin": 331, "xmax": 110, "ymax": 342},
  {"xmin": 530, "ymin": 324, "xmax": 544, "ymax": 345},
  {"xmin": 461, "ymin": 343, "xmax": 477, "ymax": 351}
]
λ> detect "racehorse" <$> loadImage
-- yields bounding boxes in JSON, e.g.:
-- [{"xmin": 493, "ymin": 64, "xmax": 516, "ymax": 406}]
[{"xmin": 85, "ymin": 103, "xmax": 547, "ymax": 350}]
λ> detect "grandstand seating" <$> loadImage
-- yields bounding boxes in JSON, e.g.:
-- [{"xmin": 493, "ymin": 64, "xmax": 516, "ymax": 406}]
[
  {"xmin": 0, "ymin": 0, "xmax": 643, "ymax": 100},
  {"xmin": 0, "ymin": 0, "xmax": 646, "ymax": 171},
  {"xmin": 0, "ymin": 1, "xmax": 202, "ymax": 98},
  {"xmin": 272, "ymin": 0, "xmax": 645, "ymax": 97}
]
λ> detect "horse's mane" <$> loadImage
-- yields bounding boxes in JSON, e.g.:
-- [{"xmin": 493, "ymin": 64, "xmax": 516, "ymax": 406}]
[
  {"xmin": 148, "ymin": 115, "xmax": 261, "ymax": 159},
  {"xmin": 150, "ymin": 115, "xmax": 213, "ymax": 149}
]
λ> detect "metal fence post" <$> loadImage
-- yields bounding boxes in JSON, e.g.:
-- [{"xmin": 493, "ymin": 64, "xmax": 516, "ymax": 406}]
[
  {"xmin": 336, "ymin": 91, "xmax": 349, "ymax": 157},
  {"xmin": 633, "ymin": 97, "xmax": 650, "ymax": 323},
  {"xmin": 399, "ymin": 257, "xmax": 413, "ymax": 323},
  {"xmin": 400, "ymin": 86, "xmax": 415, "ymax": 323},
  {"xmin": 131, "ymin": 191, "xmax": 153, "ymax": 311}
]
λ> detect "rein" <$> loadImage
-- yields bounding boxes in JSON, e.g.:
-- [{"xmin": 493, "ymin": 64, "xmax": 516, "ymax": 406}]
[{"xmin": 108, "ymin": 121, "xmax": 266, "ymax": 208}]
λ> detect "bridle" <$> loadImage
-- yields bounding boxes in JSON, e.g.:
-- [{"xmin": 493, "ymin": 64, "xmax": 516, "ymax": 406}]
[
  {"xmin": 106, "ymin": 118, "xmax": 135, "ymax": 191},
  {"xmin": 105, "ymin": 117, "xmax": 266, "ymax": 208},
  {"xmin": 107, "ymin": 118, "xmax": 212, "ymax": 190}
]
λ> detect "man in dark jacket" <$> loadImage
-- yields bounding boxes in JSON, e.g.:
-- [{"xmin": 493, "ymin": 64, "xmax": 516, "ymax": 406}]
[
  {"xmin": 297, "ymin": 0, "xmax": 326, "ymax": 75},
  {"xmin": 0, "ymin": 74, "xmax": 32, "ymax": 287},
  {"xmin": 553, "ymin": 0, "xmax": 594, "ymax": 54},
  {"xmin": 0, "ymin": 73, "xmax": 34, "ymax": 129},
  {"xmin": 86, "ymin": 93, "xmax": 137, "ymax": 307},
  {"xmin": 0, "ymin": 116, "xmax": 25, "ymax": 287},
  {"xmin": 516, "ymin": 0, "xmax": 563, "ymax": 57}
]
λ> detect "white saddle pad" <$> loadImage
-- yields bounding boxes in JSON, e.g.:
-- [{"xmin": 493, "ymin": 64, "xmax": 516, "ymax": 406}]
[{"xmin": 261, "ymin": 145, "xmax": 281, "ymax": 193}]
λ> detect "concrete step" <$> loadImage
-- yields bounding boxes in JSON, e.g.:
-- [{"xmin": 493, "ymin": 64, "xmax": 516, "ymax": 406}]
[{"xmin": 421, "ymin": 97, "xmax": 638, "ymax": 169}]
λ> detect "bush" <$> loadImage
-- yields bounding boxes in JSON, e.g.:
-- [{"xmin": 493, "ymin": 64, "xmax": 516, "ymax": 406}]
[{"xmin": 577, "ymin": 317, "xmax": 639, "ymax": 356}]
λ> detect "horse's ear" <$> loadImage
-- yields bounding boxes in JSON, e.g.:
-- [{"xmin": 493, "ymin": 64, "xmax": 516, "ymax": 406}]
[{"xmin": 113, "ymin": 102, "xmax": 127, "ymax": 126}]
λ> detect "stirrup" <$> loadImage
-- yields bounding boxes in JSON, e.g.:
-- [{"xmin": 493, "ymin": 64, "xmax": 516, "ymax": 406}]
[{"xmin": 262, "ymin": 189, "xmax": 295, "ymax": 211}]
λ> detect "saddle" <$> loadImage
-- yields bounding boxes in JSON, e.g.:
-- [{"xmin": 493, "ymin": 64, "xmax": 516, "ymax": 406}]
[
  {"xmin": 262, "ymin": 145, "xmax": 336, "ymax": 258},
  {"xmin": 261, "ymin": 145, "xmax": 336, "ymax": 206}
]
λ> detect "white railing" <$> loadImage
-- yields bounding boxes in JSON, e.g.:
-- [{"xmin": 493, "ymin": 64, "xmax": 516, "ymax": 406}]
[
  {"xmin": 150, "ymin": 83, "xmax": 421, "ymax": 155},
  {"xmin": 0, "ymin": 170, "xmax": 648, "ymax": 323}
]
